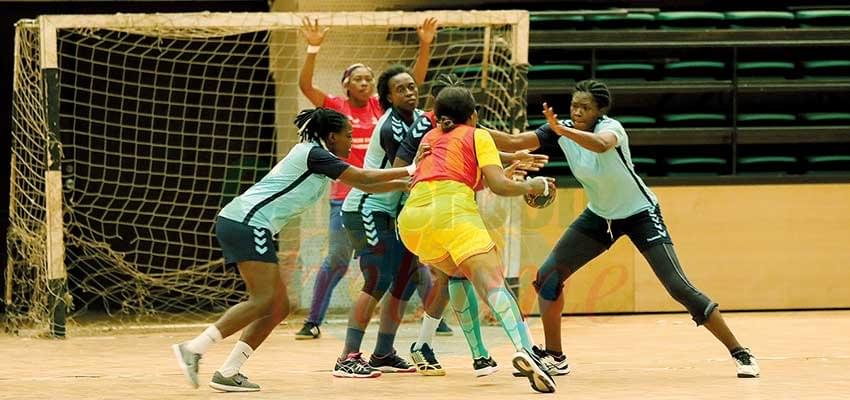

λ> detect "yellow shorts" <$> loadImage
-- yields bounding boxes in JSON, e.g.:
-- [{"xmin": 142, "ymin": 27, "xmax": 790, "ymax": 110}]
[{"xmin": 398, "ymin": 182, "xmax": 495, "ymax": 267}]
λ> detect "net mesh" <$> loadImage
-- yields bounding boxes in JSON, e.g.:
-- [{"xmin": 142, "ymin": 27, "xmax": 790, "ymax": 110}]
[{"xmin": 8, "ymin": 11, "xmax": 528, "ymax": 333}]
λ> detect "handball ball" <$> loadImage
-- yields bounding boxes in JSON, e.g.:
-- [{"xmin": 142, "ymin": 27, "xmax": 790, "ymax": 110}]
[{"xmin": 524, "ymin": 178, "xmax": 556, "ymax": 209}]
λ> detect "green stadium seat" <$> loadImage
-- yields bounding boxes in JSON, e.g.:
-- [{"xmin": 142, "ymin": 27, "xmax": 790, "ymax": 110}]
[
  {"xmin": 805, "ymin": 155, "xmax": 850, "ymax": 174},
  {"xmin": 664, "ymin": 61, "xmax": 726, "ymax": 80},
  {"xmin": 736, "ymin": 113, "xmax": 796, "ymax": 125},
  {"xmin": 737, "ymin": 156, "xmax": 798, "ymax": 175},
  {"xmin": 632, "ymin": 156, "xmax": 658, "ymax": 176},
  {"xmin": 663, "ymin": 113, "xmax": 727, "ymax": 126},
  {"xmin": 724, "ymin": 11, "xmax": 795, "ymax": 28},
  {"xmin": 799, "ymin": 112, "xmax": 850, "ymax": 125},
  {"xmin": 665, "ymin": 157, "xmax": 728, "ymax": 176},
  {"xmin": 656, "ymin": 11, "xmax": 725, "ymax": 29},
  {"xmin": 595, "ymin": 63, "xmax": 655, "ymax": 80},
  {"xmin": 803, "ymin": 60, "xmax": 850, "ymax": 79},
  {"xmin": 587, "ymin": 13, "xmax": 655, "ymax": 30},
  {"xmin": 615, "ymin": 115, "xmax": 657, "ymax": 126},
  {"xmin": 528, "ymin": 63, "xmax": 586, "ymax": 82},
  {"xmin": 530, "ymin": 13, "xmax": 585, "ymax": 29},
  {"xmin": 737, "ymin": 61, "xmax": 796, "ymax": 78},
  {"xmin": 795, "ymin": 10, "xmax": 850, "ymax": 28}
]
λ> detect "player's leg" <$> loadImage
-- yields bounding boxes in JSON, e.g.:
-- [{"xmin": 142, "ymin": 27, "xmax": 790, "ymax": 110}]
[
  {"xmin": 173, "ymin": 219, "xmax": 279, "ymax": 389},
  {"xmin": 298, "ymin": 200, "xmax": 353, "ymax": 339},
  {"xmin": 413, "ymin": 261, "xmax": 453, "ymax": 336},
  {"xmin": 533, "ymin": 209, "xmax": 611, "ymax": 374},
  {"xmin": 368, "ymin": 246, "xmax": 416, "ymax": 373},
  {"xmin": 627, "ymin": 206, "xmax": 759, "ymax": 378},
  {"xmin": 459, "ymin": 249, "xmax": 555, "ymax": 393},
  {"xmin": 333, "ymin": 211, "xmax": 394, "ymax": 378}
]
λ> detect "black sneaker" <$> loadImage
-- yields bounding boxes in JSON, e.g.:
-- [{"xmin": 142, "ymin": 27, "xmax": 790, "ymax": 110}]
[
  {"xmin": 512, "ymin": 348, "xmax": 557, "ymax": 393},
  {"xmin": 435, "ymin": 319, "xmax": 453, "ymax": 336},
  {"xmin": 732, "ymin": 348, "xmax": 760, "ymax": 378},
  {"xmin": 409, "ymin": 342, "xmax": 445, "ymax": 376},
  {"xmin": 473, "ymin": 356, "xmax": 498, "ymax": 377},
  {"xmin": 333, "ymin": 352, "xmax": 381, "ymax": 378},
  {"xmin": 295, "ymin": 322, "xmax": 321, "ymax": 340},
  {"xmin": 369, "ymin": 350, "xmax": 416, "ymax": 373}
]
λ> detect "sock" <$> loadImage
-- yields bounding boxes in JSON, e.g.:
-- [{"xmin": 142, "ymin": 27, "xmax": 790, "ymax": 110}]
[
  {"xmin": 185, "ymin": 325, "xmax": 222, "ymax": 354},
  {"xmin": 548, "ymin": 349, "xmax": 564, "ymax": 358},
  {"xmin": 730, "ymin": 347, "xmax": 746, "ymax": 356},
  {"xmin": 413, "ymin": 312, "xmax": 442, "ymax": 351},
  {"xmin": 448, "ymin": 277, "xmax": 489, "ymax": 359},
  {"xmin": 374, "ymin": 332, "xmax": 396, "ymax": 356},
  {"xmin": 342, "ymin": 327, "xmax": 366, "ymax": 357},
  {"xmin": 486, "ymin": 287, "xmax": 533, "ymax": 351},
  {"xmin": 218, "ymin": 340, "xmax": 253, "ymax": 377}
]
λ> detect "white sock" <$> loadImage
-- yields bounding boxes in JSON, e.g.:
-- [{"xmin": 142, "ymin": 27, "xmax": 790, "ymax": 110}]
[
  {"xmin": 413, "ymin": 313, "xmax": 442, "ymax": 351},
  {"xmin": 185, "ymin": 325, "xmax": 222, "ymax": 355},
  {"xmin": 218, "ymin": 340, "xmax": 254, "ymax": 378}
]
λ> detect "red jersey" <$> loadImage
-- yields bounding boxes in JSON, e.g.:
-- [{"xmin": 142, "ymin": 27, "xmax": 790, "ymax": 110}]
[{"xmin": 322, "ymin": 95, "xmax": 383, "ymax": 200}]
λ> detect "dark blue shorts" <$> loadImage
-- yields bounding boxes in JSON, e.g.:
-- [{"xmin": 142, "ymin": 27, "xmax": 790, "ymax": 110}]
[{"xmin": 216, "ymin": 217, "xmax": 278, "ymax": 266}]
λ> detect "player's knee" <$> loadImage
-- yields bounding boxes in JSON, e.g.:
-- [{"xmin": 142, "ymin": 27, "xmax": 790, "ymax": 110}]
[{"xmin": 534, "ymin": 265, "xmax": 565, "ymax": 302}]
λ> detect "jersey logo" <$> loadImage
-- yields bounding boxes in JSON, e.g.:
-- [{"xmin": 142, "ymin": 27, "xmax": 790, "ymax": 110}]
[
  {"xmin": 362, "ymin": 211, "xmax": 379, "ymax": 246},
  {"xmin": 391, "ymin": 116, "xmax": 404, "ymax": 142},
  {"xmin": 253, "ymin": 228, "xmax": 269, "ymax": 254},
  {"xmin": 412, "ymin": 117, "xmax": 431, "ymax": 138}
]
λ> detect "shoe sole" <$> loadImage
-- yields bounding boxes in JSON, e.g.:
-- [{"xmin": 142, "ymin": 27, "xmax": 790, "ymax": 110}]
[
  {"xmin": 294, "ymin": 334, "xmax": 320, "ymax": 340},
  {"xmin": 737, "ymin": 373, "xmax": 760, "ymax": 378},
  {"xmin": 332, "ymin": 370, "xmax": 381, "ymax": 378},
  {"xmin": 171, "ymin": 344, "xmax": 198, "ymax": 389},
  {"xmin": 435, "ymin": 331, "xmax": 453, "ymax": 337},
  {"xmin": 474, "ymin": 365, "xmax": 499, "ymax": 377},
  {"xmin": 512, "ymin": 352, "xmax": 556, "ymax": 394},
  {"xmin": 512, "ymin": 368, "xmax": 568, "ymax": 378},
  {"xmin": 415, "ymin": 366, "xmax": 446, "ymax": 376},
  {"xmin": 376, "ymin": 366, "xmax": 417, "ymax": 373},
  {"xmin": 209, "ymin": 381, "xmax": 261, "ymax": 392}
]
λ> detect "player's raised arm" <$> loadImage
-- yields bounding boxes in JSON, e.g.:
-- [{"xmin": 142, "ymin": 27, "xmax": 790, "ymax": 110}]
[
  {"xmin": 298, "ymin": 17, "xmax": 331, "ymax": 107},
  {"xmin": 412, "ymin": 17, "xmax": 438, "ymax": 85}
]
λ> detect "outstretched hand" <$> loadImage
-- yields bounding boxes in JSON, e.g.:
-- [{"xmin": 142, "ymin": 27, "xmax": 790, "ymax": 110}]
[
  {"xmin": 512, "ymin": 149, "xmax": 548, "ymax": 172},
  {"xmin": 414, "ymin": 143, "xmax": 432, "ymax": 165},
  {"xmin": 417, "ymin": 17, "xmax": 439, "ymax": 45},
  {"xmin": 300, "ymin": 17, "xmax": 329, "ymax": 46},
  {"xmin": 542, "ymin": 102, "xmax": 560, "ymax": 129}
]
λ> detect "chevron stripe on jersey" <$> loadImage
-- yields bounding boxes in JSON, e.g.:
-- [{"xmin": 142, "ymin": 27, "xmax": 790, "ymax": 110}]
[
  {"xmin": 219, "ymin": 142, "xmax": 331, "ymax": 234},
  {"xmin": 342, "ymin": 107, "xmax": 422, "ymax": 216}
]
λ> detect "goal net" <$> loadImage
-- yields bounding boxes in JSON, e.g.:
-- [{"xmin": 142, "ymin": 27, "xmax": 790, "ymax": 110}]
[{"xmin": 8, "ymin": 11, "xmax": 529, "ymax": 335}]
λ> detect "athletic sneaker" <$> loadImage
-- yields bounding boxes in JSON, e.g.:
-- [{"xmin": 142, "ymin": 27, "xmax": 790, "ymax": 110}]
[
  {"xmin": 171, "ymin": 342, "xmax": 201, "ymax": 388},
  {"xmin": 333, "ymin": 352, "xmax": 381, "ymax": 378},
  {"xmin": 435, "ymin": 319, "xmax": 453, "ymax": 336},
  {"xmin": 369, "ymin": 349, "xmax": 416, "ymax": 373},
  {"xmin": 512, "ymin": 348, "xmax": 557, "ymax": 393},
  {"xmin": 209, "ymin": 371, "xmax": 260, "ymax": 392},
  {"xmin": 472, "ymin": 356, "xmax": 498, "ymax": 377},
  {"xmin": 409, "ymin": 342, "xmax": 445, "ymax": 376},
  {"xmin": 533, "ymin": 345, "xmax": 571, "ymax": 376},
  {"xmin": 295, "ymin": 322, "xmax": 321, "ymax": 340},
  {"xmin": 732, "ymin": 348, "xmax": 760, "ymax": 378}
]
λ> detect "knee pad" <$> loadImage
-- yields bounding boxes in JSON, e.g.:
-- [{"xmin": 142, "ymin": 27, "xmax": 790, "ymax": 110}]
[
  {"xmin": 359, "ymin": 251, "xmax": 393, "ymax": 301},
  {"xmin": 389, "ymin": 250, "xmax": 419, "ymax": 301},
  {"xmin": 666, "ymin": 283, "xmax": 717, "ymax": 325}
]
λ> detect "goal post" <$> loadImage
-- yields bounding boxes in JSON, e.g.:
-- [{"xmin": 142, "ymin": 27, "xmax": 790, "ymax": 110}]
[{"xmin": 9, "ymin": 10, "xmax": 529, "ymax": 336}]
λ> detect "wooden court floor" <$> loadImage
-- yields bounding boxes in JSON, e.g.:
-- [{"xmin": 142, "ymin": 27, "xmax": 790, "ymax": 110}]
[{"xmin": 2, "ymin": 310, "xmax": 849, "ymax": 399}]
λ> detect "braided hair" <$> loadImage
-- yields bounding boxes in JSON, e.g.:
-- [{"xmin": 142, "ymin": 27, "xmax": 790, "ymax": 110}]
[
  {"xmin": 377, "ymin": 64, "xmax": 411, "ymax": 111},
  {"xmin": 434, "ymin": 86, "xmax": 476, "ymax": 132},
  {"xmin": 573, "ymin": 79, "xmax": 612, "ymax": 111},
  {"xmin": 429, "ymin": 73, "xmax": 463, "ymax": 97},
  {"xmin": 293, "ymin": 107, "xmax": 349, "ymax": 149}
]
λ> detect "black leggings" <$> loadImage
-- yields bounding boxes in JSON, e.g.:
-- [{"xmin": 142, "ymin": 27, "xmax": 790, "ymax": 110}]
[{"xmin": 534, "ymin": 207, "xmax": 718, "ymax": 325}]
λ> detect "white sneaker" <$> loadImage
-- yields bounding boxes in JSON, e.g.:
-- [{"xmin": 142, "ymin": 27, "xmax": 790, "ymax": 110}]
[
  {"xmin": 532, "ymin": 345, "xmax": 570, "ymax": 376},
  {"xmin": 732, "ymin": 348, "xmax": 760, "ymax": 378}
]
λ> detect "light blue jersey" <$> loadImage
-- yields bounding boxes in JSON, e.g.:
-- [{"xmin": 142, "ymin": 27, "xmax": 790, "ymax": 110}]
[
  {"xmin": 536, "ymin": 116, "xmax": 657, "ymax": 219},
  {"xmin": 219, "ymin": 142, "xmax": 342, "ymax": 233},
  {"xmin": 342, "ymin": 107, "xmax": 422, "ymax": 216}
]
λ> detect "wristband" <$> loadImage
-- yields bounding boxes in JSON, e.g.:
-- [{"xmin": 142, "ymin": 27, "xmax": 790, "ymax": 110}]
[{"xmin": 307, "ymin": 45, "xmax": 321, "ymax": 54}]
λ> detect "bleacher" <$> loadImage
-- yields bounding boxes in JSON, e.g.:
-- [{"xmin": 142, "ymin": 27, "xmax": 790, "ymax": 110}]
[{"xmin": 522, "ymin": 6, "xmax": 850, "ymax": 179}]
